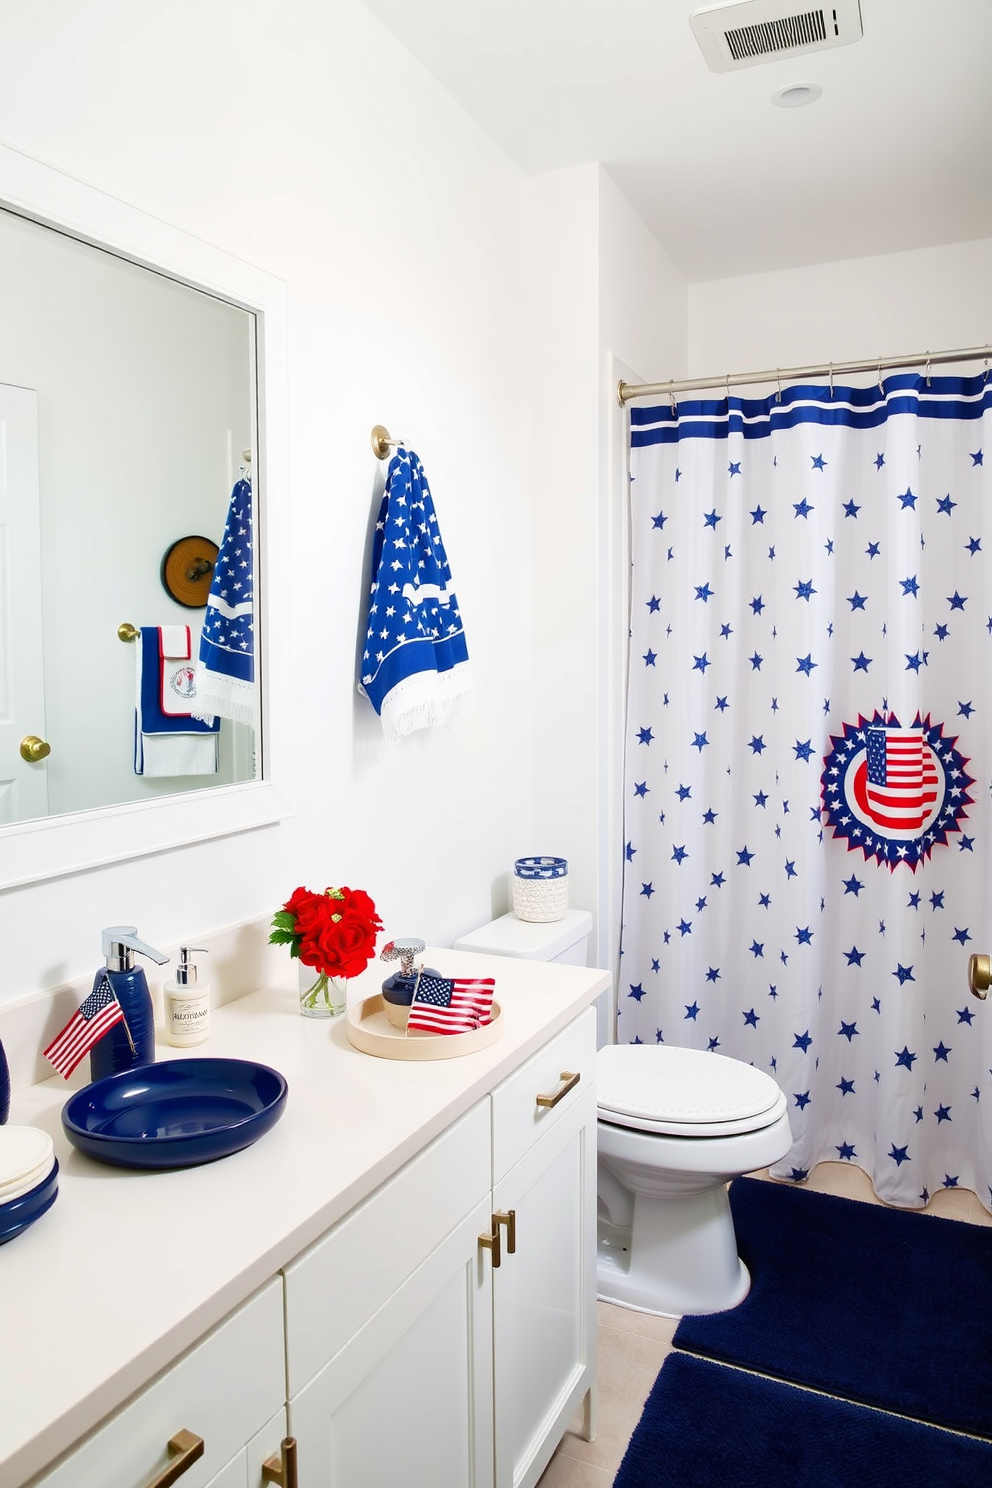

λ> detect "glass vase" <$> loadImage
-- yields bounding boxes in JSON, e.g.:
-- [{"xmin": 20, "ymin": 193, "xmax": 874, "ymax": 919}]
[{"xmin": 298, "ymin": 964, "xmax": 348, "ymax": 1019}]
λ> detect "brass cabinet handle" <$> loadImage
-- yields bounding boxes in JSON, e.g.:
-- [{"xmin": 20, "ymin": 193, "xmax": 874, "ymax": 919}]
[
  {"xmin": 144, "ymin": 1430, "xmax": 204, "ymax": 1488},
  {"xmin": 19, "ymin": 735, "xmax": 51, "ymax": 763},
  {"xmin": 495, "ymin": 1209, "xmax": 516, "ymax": 1254},
  {"xmin": 479, "ymin": 1218, "xmax": 502, "ymax": 1268},
  {"xmin": 968, "ymin": 954, "xmax": 990, "ymax": 1000},
  {"xmin": 262, "ymin": 1437, "xmax": 299, "ymax": 1488},
  {"xmin": 536, "ymin": 1070, "xmax": 580, "ymax": 1108}
]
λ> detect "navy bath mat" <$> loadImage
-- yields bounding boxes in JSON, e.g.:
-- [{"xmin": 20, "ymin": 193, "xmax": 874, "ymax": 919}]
[
  {"xmin": 613, "ymin": 1352, "xmax": 992, "ymax": 1488},
  {"xmin": 673, "ymin": 1176, "xmax": 992, "ymax": 1438}
]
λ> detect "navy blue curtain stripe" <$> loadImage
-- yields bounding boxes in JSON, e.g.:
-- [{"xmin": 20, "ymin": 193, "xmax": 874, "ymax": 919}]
[{"xmin": 630, "ymin": 373, "xmax": 992, "ymax": 445}]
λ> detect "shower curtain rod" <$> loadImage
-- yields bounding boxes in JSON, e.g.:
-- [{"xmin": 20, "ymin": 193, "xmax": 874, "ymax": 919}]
[{"xmin": 616, "ymin": 342, "xmax": 992, "ymax": 407}]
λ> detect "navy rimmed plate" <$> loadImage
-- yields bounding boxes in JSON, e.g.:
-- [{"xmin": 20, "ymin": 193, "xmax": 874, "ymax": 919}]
[
  {"xmin": 0, "ymin": 1158, "xmax": 59, "ymax": 1244},
  {"xmin": 62, "ymin": 1059, "xmax": 288, "ymax": 1169}
]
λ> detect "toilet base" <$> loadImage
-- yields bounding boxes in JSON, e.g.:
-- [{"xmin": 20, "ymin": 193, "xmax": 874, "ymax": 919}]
[{"xmin": 596, "ymin": 1180, "xmax": 752, "ymax": 1318}]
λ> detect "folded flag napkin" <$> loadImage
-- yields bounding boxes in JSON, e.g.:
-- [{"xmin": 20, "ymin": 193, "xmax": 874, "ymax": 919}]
[
  {"xmin": 191, "ymin": 476, "xmax": 255, "ymax": 726},
  {"xmin": 407, "ymin": 973, "xmax": 496, "ymax": 1035},
  {"xmin": 359, "ymin": 448, "xmax": 473, "ymax": 743},
  {"xmin": 135, "ymin": 626, "xmax": 219, "ymax": 777}
]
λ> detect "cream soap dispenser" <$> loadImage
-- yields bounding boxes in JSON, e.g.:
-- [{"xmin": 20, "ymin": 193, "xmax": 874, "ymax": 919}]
[{"xmin": 164, "ymin": 946, "xmax": 210, "ymax": 1047}]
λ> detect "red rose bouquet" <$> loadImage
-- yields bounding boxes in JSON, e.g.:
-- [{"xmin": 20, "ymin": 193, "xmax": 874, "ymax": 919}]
[{"xmin": 270, "ymin": 885, "xmax": 384, "ymax": 1015}]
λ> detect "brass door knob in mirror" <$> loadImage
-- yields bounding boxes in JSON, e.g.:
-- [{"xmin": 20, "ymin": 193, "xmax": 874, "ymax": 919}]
[
  {"xmin": 19, "ymin": 735, "xmax": 51, "ymax": 764},
  {"xmin": 968, "ymin": 954, "xmax": 990, "ymax": 1000}
]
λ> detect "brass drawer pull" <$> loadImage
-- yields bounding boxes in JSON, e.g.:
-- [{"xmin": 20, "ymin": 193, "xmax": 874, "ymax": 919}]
[
  {"xmin": 536, "ymin": 1070, "xmax": 580, "ymax": 1109},
  {"xmin": 495, "ymin": 1209, "xmax": 516, "ymax": 1254},
  {"xmin": 145, "ymin": 1430, "xmax": 204, "ymax": 1488},
  {"xmin": 479, "ymin": 1218, "xmax": 502, "ymax": 1268},
  {"xmin": 263, "ymin": 1437, "xmax": 299, "ymax": 1488}
]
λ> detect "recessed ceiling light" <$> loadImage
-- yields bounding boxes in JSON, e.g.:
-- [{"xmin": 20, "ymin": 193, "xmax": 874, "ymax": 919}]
[{"xmin": 772, "ymin": 81, "xmax": 822, "ymax": 108}]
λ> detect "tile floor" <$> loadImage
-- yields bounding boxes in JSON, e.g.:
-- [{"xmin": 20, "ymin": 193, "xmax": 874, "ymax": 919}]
[{"xmin": 537, "ymin": 1162, "xmax": 992, "ymax": 1487}]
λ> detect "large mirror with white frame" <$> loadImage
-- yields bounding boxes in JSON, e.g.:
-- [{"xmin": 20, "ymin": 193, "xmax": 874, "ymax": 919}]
[{"xmin": 0, "ymin": 143, "xmax": 290, "ymax": 890}]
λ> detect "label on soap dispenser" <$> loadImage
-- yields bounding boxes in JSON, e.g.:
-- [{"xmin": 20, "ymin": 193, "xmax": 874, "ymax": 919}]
[{"xmin": 165, "ymin": 991, "xmax": 210, "ymax": 1046}]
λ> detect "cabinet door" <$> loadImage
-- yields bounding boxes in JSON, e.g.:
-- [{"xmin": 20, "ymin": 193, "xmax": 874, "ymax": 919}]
[
  {"xmin": 183, "ymin": 1406, "xmax": 287, "ymax": 1488},
  {"xmin": 31, "ymin": 1281, "xmax": 285, "ymax": 1488},
  {"xmin": 491, "ymin": 1086, "xmax": 597, "ymax": 1488},
  {"xmin": 289, "ymin": 1198, "xmax": 495, "ymax": 1488}
]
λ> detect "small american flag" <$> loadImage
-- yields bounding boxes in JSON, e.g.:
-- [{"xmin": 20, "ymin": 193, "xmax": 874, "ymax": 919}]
[
  {"xmin": 43, "ymin": 976, "xmax": 128, "ymax": 1079},
  {"xmin": 407, "ymin": 973, "xmax": 496, "ymax": 1035},
  {"xmin": 865, "ymin": 727, "xmax": 939, "ymax": 829}
]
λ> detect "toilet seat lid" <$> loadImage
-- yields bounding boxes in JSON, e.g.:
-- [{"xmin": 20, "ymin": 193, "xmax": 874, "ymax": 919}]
[{"xmin": 597, "ymin": 1044, "xmax": 785, "ymax": 1136}]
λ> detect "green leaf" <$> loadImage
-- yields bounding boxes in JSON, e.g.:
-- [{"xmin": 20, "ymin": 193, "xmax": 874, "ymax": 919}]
[
  {"xmin": 268, "ymin": 928, "xmax": 297, "ymax": 947},
  {"xmin": 270, "ymin": 910, "xmax": 296, "ymax": 932}
]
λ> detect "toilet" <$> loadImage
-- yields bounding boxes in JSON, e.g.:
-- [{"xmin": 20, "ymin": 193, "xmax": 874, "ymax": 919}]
[
  {"xmin": 453, "ymin": 910, "xmax": 792, "ymax": 1320},
  {"xmin": 597, "ymin": 1044, "xmax": 792, "ymax": 1317}
]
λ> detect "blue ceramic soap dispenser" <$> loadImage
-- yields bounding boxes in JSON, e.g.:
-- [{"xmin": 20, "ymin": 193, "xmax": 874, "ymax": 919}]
[{"xmin": 89, "ymin": 926, "xmax": 169, "ymax": 1082}]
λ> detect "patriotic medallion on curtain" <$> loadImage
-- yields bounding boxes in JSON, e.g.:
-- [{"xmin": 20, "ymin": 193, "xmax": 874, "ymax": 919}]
[{"xmin": 623, "ymin": 374, "xmax": 992, "ymax": 1210}]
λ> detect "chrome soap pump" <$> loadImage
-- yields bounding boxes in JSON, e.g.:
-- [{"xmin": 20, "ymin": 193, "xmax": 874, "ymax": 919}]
[{"xmin": 89, "ymin": 925, "xmax": 169, "ymax": 1081}]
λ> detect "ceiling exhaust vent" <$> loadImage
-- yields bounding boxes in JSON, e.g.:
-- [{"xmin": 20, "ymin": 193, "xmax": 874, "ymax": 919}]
[{"xmin": 690, "ymin": 0, "xmax": 863, "ymax": 72}]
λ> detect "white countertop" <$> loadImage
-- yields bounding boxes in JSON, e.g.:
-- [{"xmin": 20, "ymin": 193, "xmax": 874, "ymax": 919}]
[{"xmin": 0, "ymin": 949, "xmax": 610, "ymax": 1488}]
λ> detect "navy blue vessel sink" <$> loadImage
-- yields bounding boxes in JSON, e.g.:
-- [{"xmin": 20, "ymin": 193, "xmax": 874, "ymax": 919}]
[{"xmin": 62, "ymin": 1058, "xmax": 288, "ymax": 1169}]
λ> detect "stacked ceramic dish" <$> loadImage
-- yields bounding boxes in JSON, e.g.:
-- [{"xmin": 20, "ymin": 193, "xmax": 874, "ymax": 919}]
[{"xmin": 0, "ymin": 1125, "xmax": 59, "ymax": 1245}]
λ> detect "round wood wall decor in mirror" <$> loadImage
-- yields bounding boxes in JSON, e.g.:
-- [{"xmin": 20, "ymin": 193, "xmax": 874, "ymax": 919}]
[{"xmin": 161, "ymin": 535, "xmax": 219, "ymax": 607}]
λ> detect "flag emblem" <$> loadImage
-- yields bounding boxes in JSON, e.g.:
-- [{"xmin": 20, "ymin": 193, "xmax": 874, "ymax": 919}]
[
  {"xmin": 43, "ymin": 976, "xmax": 128, "ymax": 1079},
  {"xmin": 821, "ymin": 710, "xmax": 974, "ymax": 869},
  {"xmin": 407, "ymin": 973, "xmax": 496, "ymax": 1035}
]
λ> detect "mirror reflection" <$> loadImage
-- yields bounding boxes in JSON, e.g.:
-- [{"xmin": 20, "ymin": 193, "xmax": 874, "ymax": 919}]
[{"xmin": 0, "ymin": 206, "xmax": 257, "ymax": 827}]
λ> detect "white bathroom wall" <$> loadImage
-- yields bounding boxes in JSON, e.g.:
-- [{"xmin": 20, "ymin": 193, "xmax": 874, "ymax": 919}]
[
  {"xmin": 596, "ymin": 175, "xmax": 688, "ymax": 987},
  {"xmin": 519, "ymin": 163, "xmax": 601, "ymax": 948},
  {"xmin": 0, "ymin": 0, "xmax": 571, "ymax": 1003},
  {"xmin": 690, "ymin": 237, "xmax": 992, "ymax": 375},
  {"xmin": 519, "ymin": 165, "xmax": 688, "ymax": 974}
]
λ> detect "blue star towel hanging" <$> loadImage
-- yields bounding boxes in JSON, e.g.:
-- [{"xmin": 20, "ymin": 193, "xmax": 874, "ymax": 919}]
[
  {"xmin": 359, "ymin": 448, "xmax": 473, "ymax": 742},
  {"xmin": 191, "ymin": 476, "xmax": 255, "ymax": 726}
]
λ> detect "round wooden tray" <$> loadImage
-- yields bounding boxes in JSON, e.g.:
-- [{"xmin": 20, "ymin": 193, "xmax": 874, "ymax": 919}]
[{"xmin": 346, "ymin": 994, "xmax": 503, "ymax": 1061}]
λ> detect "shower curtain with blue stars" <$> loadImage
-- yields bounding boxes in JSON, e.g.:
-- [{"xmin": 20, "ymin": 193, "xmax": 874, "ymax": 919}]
[{"xmin": 622, "ymin": 373, "xmax": 992, "ymax": 1211}]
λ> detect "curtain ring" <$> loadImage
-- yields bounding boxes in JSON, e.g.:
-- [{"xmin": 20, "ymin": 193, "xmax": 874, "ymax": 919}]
[
  {"xmin": 925, "ymin": 351, "xmax": 931, "ymax": 386},
  {"xmin": 726, "ymin": 372, "xmax": 731, "ymax": 402},
  {"xmin": 669, "ymin": 378, "xmax": 677, "ymax": 417},
  {"xmin": 828, "ymin": 362, "xmax": 834, "ymax": 399},
  {"xmin": 877, "ymin": 355, "xmax": 883, "ymax": 394},
  {"xmin": 984, "ymin": 346, "xmax": 990, "ymax": 383},
  {"xmin": 776, "ymin": 368, "xmax": 782, "ymax": 404}
]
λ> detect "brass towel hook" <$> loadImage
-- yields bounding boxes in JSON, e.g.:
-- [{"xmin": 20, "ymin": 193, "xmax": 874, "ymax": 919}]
[
  {"xmin": 371, "ymin": 424, "xmax": 408, "ymax": 460},
  {"xmin": 118, "ymin": 622, "xmax": 140, "ymax": 643}
]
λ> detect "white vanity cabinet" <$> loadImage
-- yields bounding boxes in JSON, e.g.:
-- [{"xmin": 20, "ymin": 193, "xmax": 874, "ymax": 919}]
[
  {"xmin": 30, "ymin": 1280, "xmax": 287, "ymax": 1488},
  {"xmin": 282, "ymin": 1006, "xmax": 598, "ymax": 1488},
  {"xmin": 491, "ymin": 1019, "xmax": 598, "ymax": 1488}
]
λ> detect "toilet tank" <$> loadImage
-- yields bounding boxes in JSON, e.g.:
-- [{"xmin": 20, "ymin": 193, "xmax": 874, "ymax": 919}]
[{"xmin": 452, "ymin": 908, "xmax": 592, "ymax": 966}]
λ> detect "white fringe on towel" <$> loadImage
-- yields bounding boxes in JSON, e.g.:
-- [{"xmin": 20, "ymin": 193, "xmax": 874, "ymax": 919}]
[{"xmin": 378, "ymin": 661, "xmax": 475, "ymax": 745}]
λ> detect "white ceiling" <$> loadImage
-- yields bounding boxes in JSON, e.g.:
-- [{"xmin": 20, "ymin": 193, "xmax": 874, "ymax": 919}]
[{"xmin": 360, "ymin": 0, "xmax": 992, "ymax": 282}]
